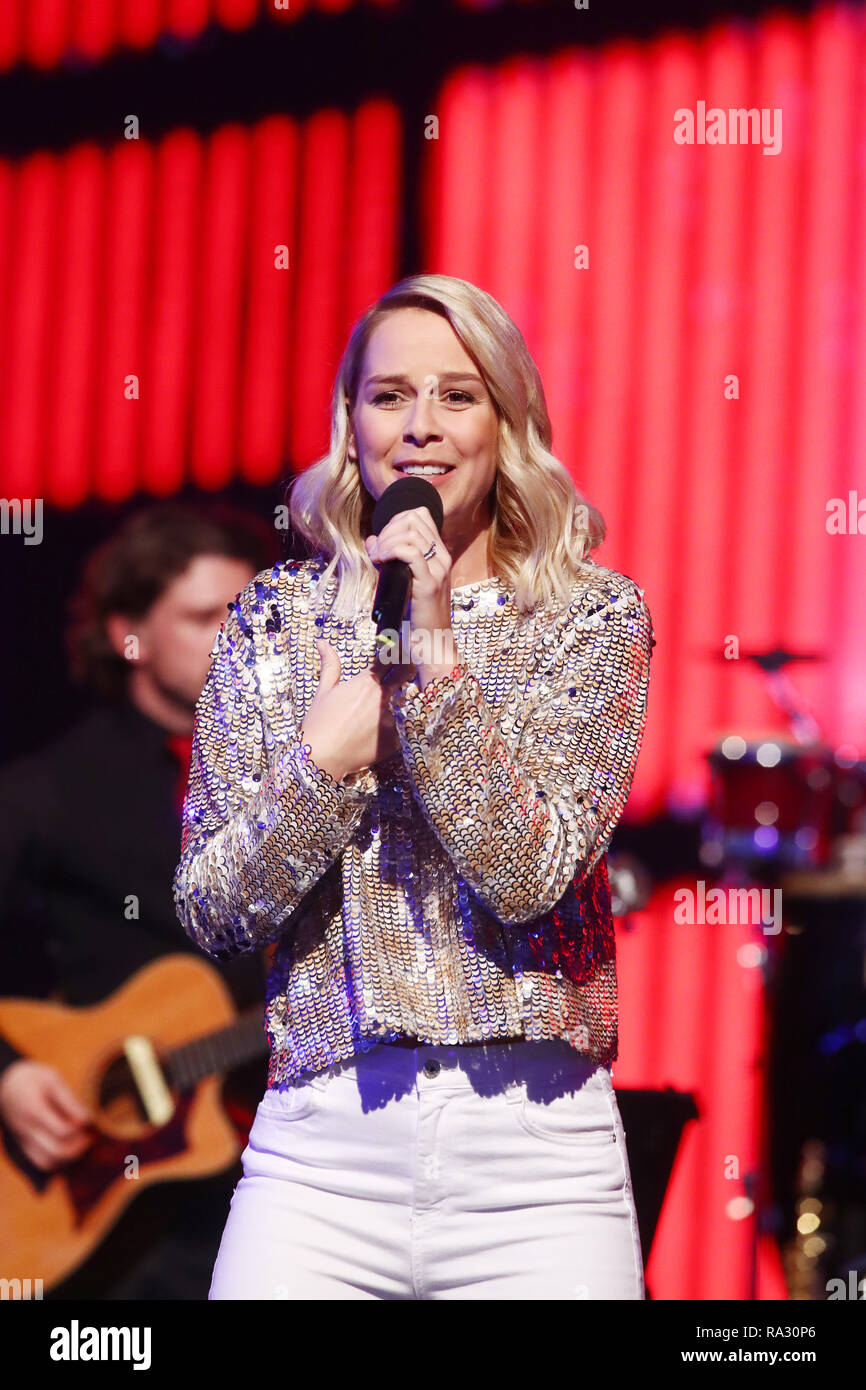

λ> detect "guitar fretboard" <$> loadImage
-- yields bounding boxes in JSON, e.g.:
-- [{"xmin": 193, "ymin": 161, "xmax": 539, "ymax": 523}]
[{"xmin": 165, "ymin": 1010, "xmax": 267, "ymax": 1089}]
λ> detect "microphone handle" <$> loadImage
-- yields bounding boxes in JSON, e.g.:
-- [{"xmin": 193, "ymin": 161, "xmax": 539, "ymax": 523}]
[{"xmin": 372, "ymin": 558, "xmax": 410, "ymax": 656}]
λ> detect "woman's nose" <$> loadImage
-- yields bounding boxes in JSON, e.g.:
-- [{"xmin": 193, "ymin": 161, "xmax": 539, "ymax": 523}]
[{"xmin": 404, "ymin": 393, "xmax": 441, "ymax": 442}]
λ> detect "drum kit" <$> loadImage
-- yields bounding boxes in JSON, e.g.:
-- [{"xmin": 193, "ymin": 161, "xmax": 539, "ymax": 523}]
[
  {"xmin": 701, "ymin": 645, "xmax": 866, "ymax": 1299},
  {"xmin": 702, "ymin": 646, "xmax": 866, "ymax": 880}
]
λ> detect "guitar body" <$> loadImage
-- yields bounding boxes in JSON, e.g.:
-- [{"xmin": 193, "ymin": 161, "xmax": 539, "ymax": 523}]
[{"xmin": 0, "ymin": 955, "xmax": 255, "ymax": 1290}]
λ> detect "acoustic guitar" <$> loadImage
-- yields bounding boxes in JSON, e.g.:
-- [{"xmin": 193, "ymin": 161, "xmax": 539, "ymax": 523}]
[{"xmin": 0, "ymin": 954, "xmax": 268, "ymax": 1291}]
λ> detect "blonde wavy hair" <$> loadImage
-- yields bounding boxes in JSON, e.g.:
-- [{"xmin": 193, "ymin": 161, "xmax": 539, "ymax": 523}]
[{"xmin": 285, "ymin": 273, "xmax": 605, "ymax": 618}]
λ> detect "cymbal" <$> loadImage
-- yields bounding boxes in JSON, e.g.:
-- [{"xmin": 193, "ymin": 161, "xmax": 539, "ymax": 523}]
[
  {"xmin": 703, "ymin": 646, "xmax": 824, "ymax": 670},
  {"xmin": 780, "ymin": 868, "xmax": 866, "ymax": 898}
]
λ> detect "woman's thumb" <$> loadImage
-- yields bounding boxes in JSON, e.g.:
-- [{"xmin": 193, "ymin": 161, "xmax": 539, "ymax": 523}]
[{"xmin": 315, "ymin": 638, "xmax": 341, "ymax": 684}]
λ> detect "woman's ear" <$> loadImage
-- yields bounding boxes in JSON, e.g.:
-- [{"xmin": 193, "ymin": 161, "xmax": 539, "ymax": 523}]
[{"xmin": 345, "ymin": 399, "xmax": 355, "ymax": 459}]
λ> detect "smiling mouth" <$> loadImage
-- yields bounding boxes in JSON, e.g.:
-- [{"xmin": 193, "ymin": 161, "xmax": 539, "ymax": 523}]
[{"xmin": 394, "ymin": 463, "xmax": 456, "ymax": 475}]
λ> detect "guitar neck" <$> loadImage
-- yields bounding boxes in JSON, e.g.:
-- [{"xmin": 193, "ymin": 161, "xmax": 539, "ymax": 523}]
[{"xmin": 164, "ymin": 1009, "xmax": 268, "ymax": 1089}]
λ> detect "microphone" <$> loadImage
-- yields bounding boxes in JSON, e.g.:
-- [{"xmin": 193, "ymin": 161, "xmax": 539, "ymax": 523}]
[{"xmin": 370, "ymin": 476, "xmax": 444, "ymax": 659}]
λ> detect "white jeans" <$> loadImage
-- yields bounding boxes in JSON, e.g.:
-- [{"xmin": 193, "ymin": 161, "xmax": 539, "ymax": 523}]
[{"xmin": 209, "ymin": 1037, "xmax": 645, "ymax": 1300}]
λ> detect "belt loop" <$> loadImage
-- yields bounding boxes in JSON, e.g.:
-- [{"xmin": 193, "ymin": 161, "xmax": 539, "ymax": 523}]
[{"xmin": 504, "ymin": 1039, "xmax": 523, "ymax": 1104}]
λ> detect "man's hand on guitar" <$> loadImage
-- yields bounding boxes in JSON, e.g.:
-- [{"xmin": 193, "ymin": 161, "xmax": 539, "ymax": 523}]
[{"xmin": 0, "ymin": 1060, "xmax": 95, "ymax": 1172}]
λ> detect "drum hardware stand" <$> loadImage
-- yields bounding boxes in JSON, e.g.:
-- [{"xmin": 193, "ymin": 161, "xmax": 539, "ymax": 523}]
[{"xmin": 708, "ymin": 647, "xmax": 825, "ymax": 1297}]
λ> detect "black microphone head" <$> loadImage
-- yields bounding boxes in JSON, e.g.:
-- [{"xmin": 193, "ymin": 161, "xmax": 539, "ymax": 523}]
[{"xmin": 370, "ymin": 476, "xmax": 444, "ymax": 537}]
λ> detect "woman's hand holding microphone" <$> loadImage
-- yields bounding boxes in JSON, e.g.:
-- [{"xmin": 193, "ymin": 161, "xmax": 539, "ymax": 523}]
[{"xmin": 300, "ymin": 508, "xmax": 455, "ymax": 784}]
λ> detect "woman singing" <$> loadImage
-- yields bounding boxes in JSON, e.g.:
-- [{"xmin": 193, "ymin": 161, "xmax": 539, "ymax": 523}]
[{"xmin": 173, "ymin": 273, "xmax": 654, "ymax": 1300}]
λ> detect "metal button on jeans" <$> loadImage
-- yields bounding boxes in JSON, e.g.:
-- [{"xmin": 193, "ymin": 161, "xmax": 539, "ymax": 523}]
[{"xmin": 423, "ymin": 1060, "xmax": 440, "ymax": 1077}]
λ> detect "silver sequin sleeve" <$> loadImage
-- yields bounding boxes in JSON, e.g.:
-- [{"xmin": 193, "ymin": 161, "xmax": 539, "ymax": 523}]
[
  {"xmin": 388, "ymin": 581, "xmax": 652, "ymax": 926},
  {"xmin": 172, "ymin": 592, "xmax": 377, "ymax": 959}
]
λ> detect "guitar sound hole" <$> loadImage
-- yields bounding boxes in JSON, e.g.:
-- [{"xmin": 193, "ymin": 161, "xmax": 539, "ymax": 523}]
[{"xmin": 97, "ymin": 1054, "xmax": 174, "ymax": 1137}]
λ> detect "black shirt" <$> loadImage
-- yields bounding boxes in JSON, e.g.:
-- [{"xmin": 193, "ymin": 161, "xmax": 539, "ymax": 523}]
[{"xmin": 0, "ymin": 699, "xmax": 267, "ymax": 1076}]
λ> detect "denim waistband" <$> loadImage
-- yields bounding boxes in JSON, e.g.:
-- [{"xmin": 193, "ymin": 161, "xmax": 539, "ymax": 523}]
[{"xmin": 290, "ymin": 1036, "xmax": 607, "ymax": 1096}]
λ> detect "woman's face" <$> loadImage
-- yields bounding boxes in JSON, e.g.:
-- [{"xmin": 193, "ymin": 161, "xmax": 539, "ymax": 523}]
[{"xmin": 348, "ymin": 307, "xmax": 499, "ymax": 535}]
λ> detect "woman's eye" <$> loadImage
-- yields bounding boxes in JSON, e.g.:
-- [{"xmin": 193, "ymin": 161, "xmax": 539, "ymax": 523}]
[
  {"xmin": 442, "ymin": 389, "xmax": 474, "ymax": 404},
  {"xmin": 371, "ymin": 389, "xmax": 475, "ymax": 406}
]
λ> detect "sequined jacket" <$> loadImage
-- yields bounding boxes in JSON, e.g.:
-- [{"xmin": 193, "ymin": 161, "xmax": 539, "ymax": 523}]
[{"xmin": 173, "ymin": 557, "xmax": 654, "ymax": 1087}]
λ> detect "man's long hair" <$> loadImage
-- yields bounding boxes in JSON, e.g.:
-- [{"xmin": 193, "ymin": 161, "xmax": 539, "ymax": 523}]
[{"xmin": 66, "ymin": 501, "xmax": 277, "ymax": 699}]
